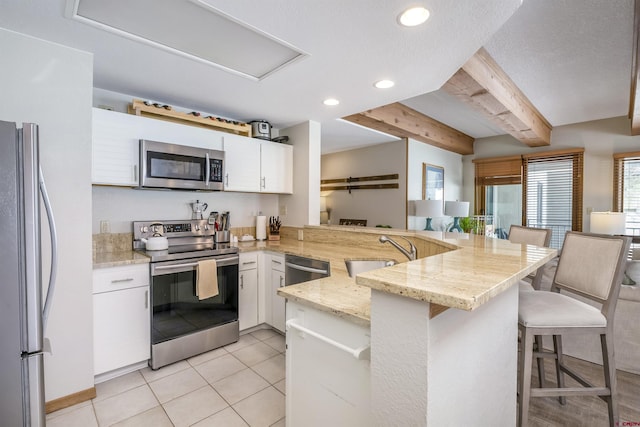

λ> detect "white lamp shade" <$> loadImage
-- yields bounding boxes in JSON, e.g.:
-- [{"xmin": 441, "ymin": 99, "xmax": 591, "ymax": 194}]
[
  {"xmin": 415, "ymin": 200, "xmax": 442, "ymax": 218},
  {"xmin": 444, "ymin": 201, "xmax": 469, "ymax": 218},
  {"xmin": 590, "ymin": 211, "xmax": 626, "ymax": 235}
]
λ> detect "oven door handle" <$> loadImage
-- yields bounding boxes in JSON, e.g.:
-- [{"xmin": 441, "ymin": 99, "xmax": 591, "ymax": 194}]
[
  {"xmin": 152, "ymin": 256, "xmax": 239, "ymax": 275},
  {"xmin": 154, "ymin": 262, "xmax": 199, "ymax": 271}
]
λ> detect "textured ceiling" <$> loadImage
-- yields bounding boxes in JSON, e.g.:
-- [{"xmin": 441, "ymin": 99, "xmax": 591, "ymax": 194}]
[{"xmin": 0, "ymin": 0, "xmax": 634, "ymax": 154}]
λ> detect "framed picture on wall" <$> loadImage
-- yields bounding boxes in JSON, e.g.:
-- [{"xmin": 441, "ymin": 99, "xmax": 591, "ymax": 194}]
[{"xmin": 422, "ymin": 163, "xmax": 444, "ymax": 205}]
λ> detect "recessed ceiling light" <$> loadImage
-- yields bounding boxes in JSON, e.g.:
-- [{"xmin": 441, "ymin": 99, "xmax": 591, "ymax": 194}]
[
  {"xmin": 323, "ymin": 98, "xmax": 340, "ymax": 106},
  {"xmin": 374, "ymin": 80, "xmax": 395, "ymax": 89},
  {"xmin": 398, "ymin": 6, "xmax": 430, "ymax": 27}
]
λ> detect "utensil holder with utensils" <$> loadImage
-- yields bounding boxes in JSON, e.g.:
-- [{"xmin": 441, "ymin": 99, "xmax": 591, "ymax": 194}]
[
  {"xmin": 215, "ymin": 230, "xmax": 230, "ymax": 243},
  {"xmin": 268, "ymin": 216, "xmax": 281, "ymax": 240}
]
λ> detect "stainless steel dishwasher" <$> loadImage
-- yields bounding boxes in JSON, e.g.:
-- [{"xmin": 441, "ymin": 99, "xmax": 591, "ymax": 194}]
[{"xmin": 285, "ymin": 254, "xmax": 330, "ymax": 285}]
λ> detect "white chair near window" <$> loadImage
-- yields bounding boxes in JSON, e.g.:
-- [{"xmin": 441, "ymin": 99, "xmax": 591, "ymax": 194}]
[{"xmin": 517, "ymin": 232, "xmax": 632, "ymax": 427}]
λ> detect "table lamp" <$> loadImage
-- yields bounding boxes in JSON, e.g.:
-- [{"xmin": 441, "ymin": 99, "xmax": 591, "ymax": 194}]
[
  {"xmin": 590, "ymin": 211, "xmax": 626, "ymax": 235},
  {"xmin": 415, "ymin": 200, "xmax": 443, "ymax": 231},
  {"xmin": 445, "ymin": 201, "xmax": 470, "ymax": 232}
]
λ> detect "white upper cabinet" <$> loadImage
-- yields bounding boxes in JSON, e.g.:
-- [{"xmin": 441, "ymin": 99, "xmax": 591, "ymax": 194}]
[
  {"xmin": 223, "ymin": 134, "xmax": 293, "ymax": 194},
  {"xmin": 92, "ymin": 108, "xmax": 291, "ymax": 193},
  {"xmin": 92, "ymin": 108, "xmax": 141, "ymax": 186},
  {"xmin": 223, "ymin": 134, "xmax": 261, "ymax": 192},
  {"xmin": 261, "ymin": 140, "xmax": 293, "ymax": 194},
  {"xmin": 91, "ymin": 108, "xmax": 223, "ymax": 187}
]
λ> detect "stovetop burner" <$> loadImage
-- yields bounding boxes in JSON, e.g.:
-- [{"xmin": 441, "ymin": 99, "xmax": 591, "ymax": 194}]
[{"xmin": 133, "ymin": 219, "xmax": 238, "ymax": 262}]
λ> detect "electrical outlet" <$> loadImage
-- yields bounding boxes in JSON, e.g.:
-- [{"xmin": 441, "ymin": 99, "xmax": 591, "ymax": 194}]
[
  {"xmin": 100, "ymin": 220, "xmax": 110, "ymax": 234},
  {"xmin": 279, "ymin": 205, "xmax": 287, "ymax": 216},
  {"xmin": 297, "ymin": 229, "xmax": 304, "ymax": 241}
]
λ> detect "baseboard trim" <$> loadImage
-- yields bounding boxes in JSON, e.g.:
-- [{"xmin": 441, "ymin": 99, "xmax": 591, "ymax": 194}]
[{"xmin": 45, "ymin": 387, "xmax": 96, "ymax": 414}]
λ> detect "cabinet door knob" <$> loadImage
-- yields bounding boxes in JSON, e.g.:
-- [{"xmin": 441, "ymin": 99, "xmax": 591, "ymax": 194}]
[{"xmin": 240, "ymin": 275, "xmax": 244, "ymax": 289}]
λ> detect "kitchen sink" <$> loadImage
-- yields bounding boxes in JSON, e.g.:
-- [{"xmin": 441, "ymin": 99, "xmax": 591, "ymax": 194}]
[{"xmin": 344, "ymin": 259, "xmax": 397, "ymax": 278}]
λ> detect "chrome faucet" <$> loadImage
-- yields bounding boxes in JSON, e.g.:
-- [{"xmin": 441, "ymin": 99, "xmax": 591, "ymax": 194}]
[{"xmin": 379, "ymin": 235, "xmax": 417, "ymax": 261}]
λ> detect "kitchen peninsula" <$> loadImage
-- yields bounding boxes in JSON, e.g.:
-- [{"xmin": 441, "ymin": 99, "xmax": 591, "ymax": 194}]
[{"xmin": 277, "ymin": 226, "xmax": 557, "ymax": 426}]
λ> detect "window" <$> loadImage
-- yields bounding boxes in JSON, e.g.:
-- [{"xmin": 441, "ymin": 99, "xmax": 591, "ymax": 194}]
[
  {"xmin": 523, "ymin": 149, "xmax": 584, "ymax": 249},
  {"xmin": 473, "ymin": 149, "xmax": 584, "ymax": 249},
  {"xmin": 613, "ymin": 152, "xmax": 640, "ymax": 238},
  {"xmin": 473, "ymin": 156, "xmax": 522, "ymax": 237}
]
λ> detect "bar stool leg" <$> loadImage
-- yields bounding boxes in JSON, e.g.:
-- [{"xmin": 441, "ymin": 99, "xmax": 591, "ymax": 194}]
[
  {"xmin": 518, "ymin": 327, "xmax": 535, "ymax": 427},
  {"xmin": 601, "ymin": 333, "xmax": 619, "ymax": 426},
  {"xmin": 553, "ymin": 335, "xmax": 566, "ymax": 405}
]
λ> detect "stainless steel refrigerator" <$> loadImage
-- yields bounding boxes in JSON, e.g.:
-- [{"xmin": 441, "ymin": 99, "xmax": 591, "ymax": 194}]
[{"xmin": 0, "ymin": 121, "xmax": 58, "ymax": 426}]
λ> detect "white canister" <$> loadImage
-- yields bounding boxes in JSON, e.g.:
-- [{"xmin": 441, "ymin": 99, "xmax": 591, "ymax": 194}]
[{"xmin": 256, "ymin": 216, "xmax": 267, "ymax": 240}]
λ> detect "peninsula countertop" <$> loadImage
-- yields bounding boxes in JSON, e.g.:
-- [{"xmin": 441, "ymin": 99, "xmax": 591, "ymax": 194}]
[{"xmin": 276, "ymin": 228, "xmax": 557, "ymax": 326}]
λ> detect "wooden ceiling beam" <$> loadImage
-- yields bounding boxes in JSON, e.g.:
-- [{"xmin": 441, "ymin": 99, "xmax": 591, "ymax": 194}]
[
  {"xmin": 629, "ymin": 0, "xmax": 640, "ymax": 135},
  {"xmin": 343, "ymin": 102, "xmax": 474, "ymax": 155},
  {"xmin": 442, "ymin": 47, "xmax": 552, "ymax": 147}
]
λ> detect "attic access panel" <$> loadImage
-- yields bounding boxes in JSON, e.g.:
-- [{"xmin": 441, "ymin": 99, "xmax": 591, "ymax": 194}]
[{"xmin": 68, "ymin": 0, "xmax": 306, "ymax": 80}]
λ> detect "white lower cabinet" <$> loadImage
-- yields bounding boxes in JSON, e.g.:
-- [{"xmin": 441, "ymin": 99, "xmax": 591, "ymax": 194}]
[
  {"xmin": 269, "ymin": 254, "xmax": 286, "ymax": 333},
  {"xmin": 93, "ymin": 264, "xmax": 150, "ymax": 376},
  {"xmin": 286, "ymin": 301, "xmax": 372, "ymax": 426},
  {"xmin": 239, "ymin": 253, "xmax": 259, "ymax": 331}
]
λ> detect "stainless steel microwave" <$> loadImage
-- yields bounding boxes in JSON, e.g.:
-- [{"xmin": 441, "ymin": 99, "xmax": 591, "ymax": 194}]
[{"xmin": 139, "ymin": 139, "xmax": 224, "ymax": 191}]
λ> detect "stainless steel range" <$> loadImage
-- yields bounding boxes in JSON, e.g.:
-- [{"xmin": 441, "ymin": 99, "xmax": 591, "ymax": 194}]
[{"xmin": 134, "ymin": 220, "xmax": 239, "ymax": 370}]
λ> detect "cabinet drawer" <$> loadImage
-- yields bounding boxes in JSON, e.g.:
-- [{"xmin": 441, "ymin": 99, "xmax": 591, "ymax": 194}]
[
  {"xmin": 270, "ymin": 254, "xmax": 285, "ymax": 272},
  {"xmin": 239, "ymin": 252, "xmax": 259, "ymax": 271},
  {"xmin": 93, "ymin": 264, "xmax": 150, "ymax": 294}
]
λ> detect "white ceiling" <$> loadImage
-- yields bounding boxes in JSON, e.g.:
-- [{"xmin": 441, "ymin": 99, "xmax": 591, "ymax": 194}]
[{"xmin": 0, "ymin": 0, "xmax": 634, "ymax": 154}]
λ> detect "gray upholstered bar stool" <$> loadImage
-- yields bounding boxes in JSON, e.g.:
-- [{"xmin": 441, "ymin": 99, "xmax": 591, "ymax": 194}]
[
  {"xmin": 509, "ymin": 225, "xmax": 553, "ymax": 387},
  {"xmin": 517, "ymin": 232, "xmax": 631, "ymax": 427},
  {"xmin": 508, "ymin": 225, "xmax": 552, "ymax": 291}
]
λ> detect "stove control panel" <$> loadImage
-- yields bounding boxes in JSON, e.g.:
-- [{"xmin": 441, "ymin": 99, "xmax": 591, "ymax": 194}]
[
  {"xmin": 133, "ymin": 219, "xmax": 217, "ymax": 250},
  {"xmin": 165, "ymin": 223, "xmax": 192, "ymax": 233}
]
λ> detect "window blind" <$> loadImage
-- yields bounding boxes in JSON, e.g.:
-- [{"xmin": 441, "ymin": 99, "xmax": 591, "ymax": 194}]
[
  {"xmin": 613, "ymin": 151, "xmax": 640, "ymax": 238},
  {"xmin": 473, "ymin": 155, "xmax": 522, "ymax": 215},
  {"xmin": 523, "ymin": 149, "xmax": 584, "ymax": 249}
]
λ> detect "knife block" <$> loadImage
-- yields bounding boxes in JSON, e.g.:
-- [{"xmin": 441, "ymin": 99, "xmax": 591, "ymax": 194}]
[{"xmin": 268, "ymin": 232, "xmax": 280, "ymax": 241}]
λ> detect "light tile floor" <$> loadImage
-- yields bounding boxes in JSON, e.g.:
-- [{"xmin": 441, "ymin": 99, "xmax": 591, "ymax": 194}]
[{"xmin": 46, "ymin": 328, "xmax": 286, "ymax": 427}]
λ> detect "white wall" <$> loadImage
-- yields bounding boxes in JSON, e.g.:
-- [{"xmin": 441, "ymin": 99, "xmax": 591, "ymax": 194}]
[
  {"xmin": 280, "ymin": 121, "xmax": 322, "ymax": 227},
  {"xmin": 464, "ymin": 117, "xmax": 640, "ymax": 231},
  {"xmin": 0, "ymin": 29, "xmax": 95, "ymax": 401},
  {"xmin": 321, "ymin": 140, "xmax": 407, "ymax": 229},
  {"xmin": 407, "ymin": 139, "xmax": 464, "ymax": 230},
  {"xmin": 93, "ymin": 186, "xmax": 278, "ymax": 233}
]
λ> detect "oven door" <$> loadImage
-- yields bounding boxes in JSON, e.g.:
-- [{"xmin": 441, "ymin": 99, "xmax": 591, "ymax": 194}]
[
  {"xmin": 150, "ymin": 255, "xmax": 238, "ymax": 346},
  {"xmin": 140, "ymin": 139, "xmax": 224, "ymax": 191}
]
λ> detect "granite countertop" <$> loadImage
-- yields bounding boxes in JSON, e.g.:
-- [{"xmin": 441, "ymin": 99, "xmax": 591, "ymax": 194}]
[
  {"xmin": 93, "ymin": 251, "xmax": 150, "ymax": 269},
  {"xmin": 276, "ymin": 230, "xmax": 557, "ymax": 326}
]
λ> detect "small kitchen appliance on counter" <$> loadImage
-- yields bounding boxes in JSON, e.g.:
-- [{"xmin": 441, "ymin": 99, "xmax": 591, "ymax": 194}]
[
  {"xmin": 191, "ymin": 200, "xmax": 208, "ymax": 219},
  {"xmin": 133, "ymin": 219, "xmax": 239, "ymax": 369},
  {"xmin": 249, "ymin": 120, "xmax": 271, "ymax": 140}
]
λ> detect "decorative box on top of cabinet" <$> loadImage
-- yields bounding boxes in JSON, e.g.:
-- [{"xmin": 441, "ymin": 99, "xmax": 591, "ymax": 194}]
[{"xmin": 92, "ymin": 263, "xmax": 150, "ymax": 380}]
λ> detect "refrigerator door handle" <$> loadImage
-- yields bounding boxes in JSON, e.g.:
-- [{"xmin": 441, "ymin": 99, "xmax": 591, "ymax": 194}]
[{"xmin": 39, "ymin": 165, "xmax": 57, "ymax": 330}]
